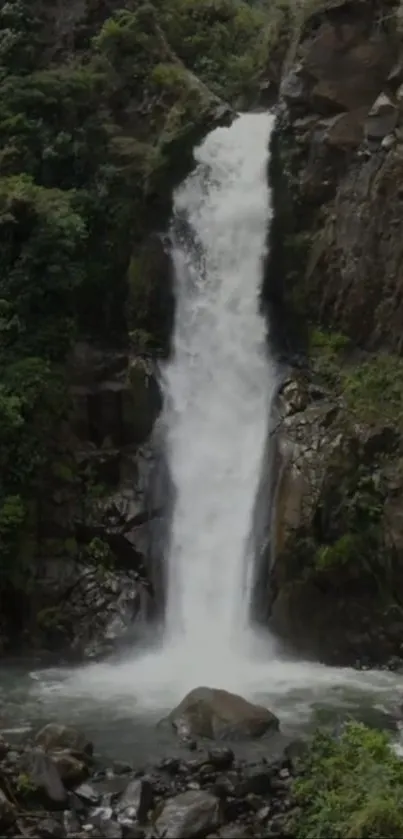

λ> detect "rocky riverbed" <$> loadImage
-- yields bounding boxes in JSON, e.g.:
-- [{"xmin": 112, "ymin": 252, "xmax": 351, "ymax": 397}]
[
  {"xmin": 3, "ymin": 676, "xmax": 403, "ymax": 839},
  {"xmin": 0, "ymin": 690, "xmax": 300, "ymax": 839}
]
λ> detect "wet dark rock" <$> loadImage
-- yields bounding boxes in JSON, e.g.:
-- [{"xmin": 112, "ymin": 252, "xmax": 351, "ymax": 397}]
[
  {"xmin": 74, "ymin": 781, "xmax": 101, "ymax": 806},
  {"xmin": 154, "ymin": 790, "xmax": 221, "ymax": 839},
  {"xmin": 159, "ymin": 757, "xmax": 181, "ymax": 775},
  {"xmin": 117, "ymin": 778, "xmax": 153, "ymax": 823},
  {"xmin": 0, "ymin": 726, "xmax": 299, "ymax": 839},
  {"xmin": 280, "ymin": 65, "xmax": 307, "ymax": 108},
  {"xmin": 69, "ymin": 790, "xmax": 88, "ymax": 813},
  {"xmin": 169, "ymin": 687, "xmax": 279, "ymax": 741},
  {"xmin": 99, "ymin": 817, "xmax": 123, "ymax": 838},
  {"xmin": 38, "ymin": 816, "xmax": 65, "ymax": 837},
  {"xmin": 265, "ymin": 813, "xmax": 290, "ymax": 836},
  {"xmin": 106, "ymin": 825, "xmax": 124, "ymax": 839},
  {"xmin": 68, "ymin": 344, "xmax": 161, "ymax": 449},
  {"xmin": 187, "ymin": 780, "xmax": 202, "ymax": 791},
  {"xmin": 198, "ymin": 763, "xmax": 216, "ymax": 782},
  {"xmin": 0, "ymin": 735, "xmax": 8, "ymax": 759},
  {"xmin": 207, "ymin": 748, "xmax": 234, "ymax": 770},
  {"xmin": 6, "ymin": 749, "xmax": 20, "ymax": 765},
  {"xmin": 218, "ymin": 824, "xmax": 254, "ymax": 838},
  {"xmin": 365, "ymin": 92, "xmax": 398, "ymax": 143},
  {"xmin": 63, "ymin": 808, "xmax": 81, "ymax": 835},
  {"xmin": 24, "ymin": 747, "xmax": 67, "ymax": 807},
  {"xmin": 91, "ymin": 774, "xmax": 129, "ymax": 798},
  {"xmin": 52, "ymin": 750, "xmax": 89, "ymax": 786},
  {"xmin": 0, "ymin": 789, "xmax": 16, "ymax": 826},
  {"xmin": 211, "ymin": 774, "xmax": 236, "ymax": 799},
  {"xmin": 113, "ymin": 761, "xmax": 132, "ymax": 776},
  {"xmin": 120, "ymin": 824, "xmax": 146, "ymax": 839},
  {"xmin": 257, "ymin": 804, "xmax": 271, "ymax": 823},
  {"xmin": 35, "ymin": 723, "xmax": 93, "ymax": 758},
  {"xmin": 220, "ymin": 796, "xmax": 247, "ymax": 823}
]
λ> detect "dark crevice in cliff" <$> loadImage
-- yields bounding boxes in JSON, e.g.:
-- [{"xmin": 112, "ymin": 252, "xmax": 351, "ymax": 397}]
[
  {"xmin": 248, "ymin": 409, "xmax": 282, "ymax": 629},
  {"xmin": 260, "ymin": 120, "xmax": 309, "ymax": 366},
  {"xmin": 145, "ymin": 421, "xmax": 176, "ymax": 623}
]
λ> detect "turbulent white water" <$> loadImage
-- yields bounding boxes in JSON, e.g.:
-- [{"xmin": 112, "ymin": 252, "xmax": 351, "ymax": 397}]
[
  {"xmin": 27, "ymin": 113, "xmax": 403, "ymax": 730},
  {"xmin": 162, "ymin": 111, "xmax": 276, "ymax": 654}
]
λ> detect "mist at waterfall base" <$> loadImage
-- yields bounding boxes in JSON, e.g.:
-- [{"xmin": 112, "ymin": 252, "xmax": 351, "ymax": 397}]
[{"xmin": 13, "ymin": 113, "xmax": 403, "ymax": 754}]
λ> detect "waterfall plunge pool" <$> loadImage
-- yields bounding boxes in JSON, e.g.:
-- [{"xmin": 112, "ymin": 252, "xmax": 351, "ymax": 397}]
[
  {"xmin": 2, "ymin": 113, "xmax": 403, "ymax": 764},
  {"xmin": 1, "ymin": 645, "xmax": 403, "ymax": 765}
]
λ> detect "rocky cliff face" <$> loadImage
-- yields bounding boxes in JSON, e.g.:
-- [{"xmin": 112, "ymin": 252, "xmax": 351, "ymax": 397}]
[
  {"xmin": 0, "ymin": 0, "xmax": 235, "ymax": 657},
  {"xmin": 267, "ymin": 0, "xmax": 403, "ymax": 665},
  {"xmin": 272, "ymin": 0, "xmax": 403, "ymax": 350}
]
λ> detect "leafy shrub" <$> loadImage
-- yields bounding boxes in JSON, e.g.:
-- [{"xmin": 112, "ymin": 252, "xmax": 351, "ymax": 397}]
[
  {"xmin": 291, "ymin": 722, "xmax": 403, "ymax": 838},
  {"xmin": 159, "ymin": 0, "xmax": 271, "ymax": 102},
  {"xmin": 311, "ymin": 329, "xmax": 403, "ymax": 426},
  {"xmin": 343, "ymin": 355, "xmax": 403, "ymax": 426}
]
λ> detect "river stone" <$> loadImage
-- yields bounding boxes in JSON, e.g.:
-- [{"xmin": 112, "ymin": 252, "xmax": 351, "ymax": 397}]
[
  {"xmin": 35, "ymin": 723, "xmax": 93, "ymax": 757},
  {"xmin": 0, "ymin": 789, "xmax": 16, "ymax": 826},
  {"xmin": 37, "ymin": 817, "xmax": 65, "ymax": 838},
  {"xmin": 24, "ymin": 747, "xmax": 67, "ymax": 806},
  {"xmin": 51, "ymin": 750, "xmax": 88, "ymax": 785},
  {"xmin": 100, "ymin": 821, "xmax": 123, "ymax": 839},
  {"xmin": 207, "ymin": 747, "xmax": 234, "ymax": 769},
  {"xmin": 234, "ymin": 766, "xmax": 273, "ymax": 797},
  {"xmin": 0, "ymin": 735, "xmax": 7, "ymax": 759},
  {"xmin": 365, "ymin": 92, "xmax": 398, "ymax": 143},
  {"xmin": 169, "ymin": 687, "xmax": 279, "ymax": 740},
  {"xmin": 117, "ymin": 778, "xmax": 153, "ymax": 822},
  {"xmin": 63, "ymin": 810, "xmax": 81, "ymax": 835},
  {"xmin": 154, "ymin": 790, "xmax": 220, "ymax": 838},
  {"xmin": 74, "ymin": 781, "xmax": 101, "ymax": 805},
  {"xmin": 218, "ymin": 825, "xmax": 254, "ymax": 838}
]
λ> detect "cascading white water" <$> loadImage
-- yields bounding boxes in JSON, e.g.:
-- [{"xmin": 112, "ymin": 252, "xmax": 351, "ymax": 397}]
[
  {"xmin": 162, "ymin": 111, "xmax": 277, "ymax": 656},
  {"xmin": 29, "ymin": 112, "xmax": 403, "ymax": 726}
]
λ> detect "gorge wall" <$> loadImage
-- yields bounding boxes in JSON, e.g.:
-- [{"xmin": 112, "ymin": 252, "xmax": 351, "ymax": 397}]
[
  {"xmin": 3, "ymin": 0, "xmax": 403, "ymax": 669},
  {"xmin": 267, "ymin": 0, "xmax": 403, "ymax": 666},
  {"xmin": 0, "ymin": 0, "xmax": 238, "ymax": 655}
]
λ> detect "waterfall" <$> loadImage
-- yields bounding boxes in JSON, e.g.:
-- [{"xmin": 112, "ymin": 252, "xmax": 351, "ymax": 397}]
[
  {"xmin": 32, "ymin": 112, "xmax": 402, "ymax": 718},
  {"xmin": 160, "ymin": 112, "xmax": 277, "ymax": 661}
]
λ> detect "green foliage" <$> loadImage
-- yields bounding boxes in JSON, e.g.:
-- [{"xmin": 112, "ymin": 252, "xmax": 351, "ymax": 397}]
[
  {"xmin": 151, "ymin": 62, "xmax": 188, "ymax": 91},
  {"xmin": 0, "ymin": 494, "xmax": 26, "ymax": 575},
  {"xmin": 16, "ymin": 772, "xmax": 37, "ymax": 794},
  {"xmin": 314, "ymin": 533, "xmax": 362, "ymax": 571},
  {"xmin": 159, "ymin": 0, "xmax": 271, "ymax": 102},
  {"xmin": 0, "ymin": 175, "xmax": 86, "ymax": 358},
  {"xmin": 309, "ymin": 328, "xmax": 350, "ymax": 388},
  {"xmin": 84, "ymin": 537, "xmax": 113, "ymax": 569},
  {"xmin": 308, "ymin": 456, "xmax": 388, "ymax": 584},
  {"xmin": 157, "ymin": 0, "xmax": 330, "ymax": 103},
  {"xmin": 129, "ymin": 328, "xmax": 155, "ymax": 355},
  {"xmin": 343, "ymin": 355, "xmax": 403, "ymax": 426},
  {"xmin": 310, "ymin": 328, "xmax": 351, "ymax": 356},
  {"xmin": 290, "ymin": 722, "xmax": 403, "ymax": 838},
  {"xmin": 311, "ymin": 330, "xmax": 403, "ymax": 426},
  {"xmin": 36, "ymin": 606, "xmax": 64, "ymax": 631},
  {"xmin": 0, "ymin": 0, "xmax": 191, "ymax": 585},
  {"xmin": 0, "ymin": 0, "xmax": 319, "ymax": 594}
]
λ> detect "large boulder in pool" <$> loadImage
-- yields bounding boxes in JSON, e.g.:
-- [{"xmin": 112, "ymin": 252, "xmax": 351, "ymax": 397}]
[
  {"xmin": 168, "ymin": 687, "xmax": 279, "ymax": 741},
  {"xmin": 34, "ymin": 724, "xmax": 93, "ymax": 759}
]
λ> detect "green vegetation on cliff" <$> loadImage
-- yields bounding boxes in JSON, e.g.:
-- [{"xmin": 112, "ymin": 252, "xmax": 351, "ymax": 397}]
[
  {"xmin": 311, "ymin": 328, "xmax": 403, "ymax": 426},
  {"xmin": 159, "ymin": 0, "xmax": 270, "ymax": 102},
  {"xmin": 0, "ymin": 0, "xmax": 276, "ymax": 604},
  {"xmin": 291, "ymin": 723, "xmax": 403, "ymax": 838}
]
